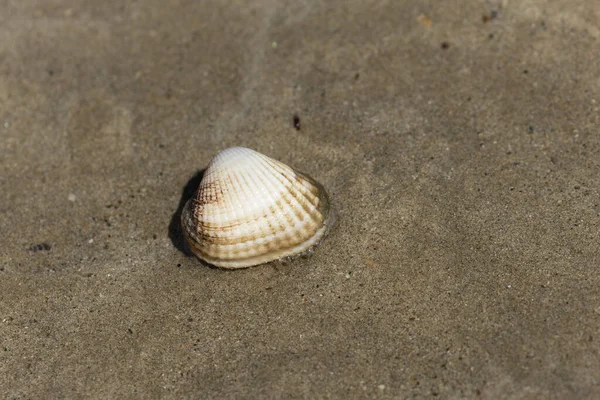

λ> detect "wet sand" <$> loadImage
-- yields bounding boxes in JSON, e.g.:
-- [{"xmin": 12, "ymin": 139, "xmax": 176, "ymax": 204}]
[{"xmin": 1, "ymin": 1, "xmax": 600, "ymax": 398}]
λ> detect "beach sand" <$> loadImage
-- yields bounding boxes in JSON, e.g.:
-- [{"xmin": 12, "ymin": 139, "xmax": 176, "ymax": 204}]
[{"xmin": 1, "ymin": 1, "xmax": 599, "ymax": 398}]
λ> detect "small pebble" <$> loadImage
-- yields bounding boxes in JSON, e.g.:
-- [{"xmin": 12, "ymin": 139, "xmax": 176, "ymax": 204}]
[
  {"xmin": 28, "ymin": 243, "xmax": 51, "ymax": 252},
  {"xmin": 88, "ymin": 239, "xmax": 94, "ymax": 244},
  {"xmin": 68, "ymin": 193, "xmax": 77, "ymax": 202}
]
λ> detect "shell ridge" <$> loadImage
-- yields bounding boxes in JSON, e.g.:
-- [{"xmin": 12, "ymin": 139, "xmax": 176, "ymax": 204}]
[
  {"xmin": 247, "ymin": 154, "xmax": 299, "ymax": 247},
  {"xmin": 224, "ymin": 162, "xmax": 261, "ymax": 259},
  {"xmin": 259, "ymin": 156, "xmax": 319, "ymax": 209},
  {"xmin": 199, "ymin": 152, "xmax": 298, "ymax": 248},
  {"xmin": 243, "ymin": 155, "xmax": 282, "ymax": 250},
  {"xmin": 200, "ymin": 155, "xmax": 254, "ymax": 258},
  {"xmin": 259, "ymin": 155, "xmax": 320, "ymax": 205},
  {"xmin": 211, "ymin": 150, "xmax": 290, "ymax": 258},
  {"xmin": 256, "ymin": 158, "xmax": 326, "ymax": 243},
  {"xmin": 262, "ymin": 157, "xmax": 324, "ymax": 227},
  {"xmin": 255, "ymin": 156, "xmax": 319, "ymax": 238},
  {"xmin": 181, "ymin": 147, "xmax": 333, "ymax": 268},
  {"xmin": 256, "ymin": 155, "xmax": 327, "ymax": 234}
]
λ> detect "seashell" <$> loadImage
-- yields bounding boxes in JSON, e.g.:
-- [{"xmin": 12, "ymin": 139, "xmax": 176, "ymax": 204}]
[{"xmin": 181, "ymin": 147, "xmax": 334, "ymax": 268}]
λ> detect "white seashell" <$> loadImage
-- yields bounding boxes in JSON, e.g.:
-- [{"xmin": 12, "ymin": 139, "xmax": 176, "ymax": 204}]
[{"xmin": 181, "ymin": 147, "xmax": 334, "ymax": 268}]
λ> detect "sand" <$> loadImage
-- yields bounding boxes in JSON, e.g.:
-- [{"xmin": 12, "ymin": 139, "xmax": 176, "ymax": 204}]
[{"xmin": 1, "ymin": 1, "xmax": 599, "ymax": 398}]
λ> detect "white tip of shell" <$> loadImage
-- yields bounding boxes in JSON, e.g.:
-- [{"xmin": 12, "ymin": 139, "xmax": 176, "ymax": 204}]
[{"xmin": 181, "ymin": 147, "xmax": 334, "ymax": 268}]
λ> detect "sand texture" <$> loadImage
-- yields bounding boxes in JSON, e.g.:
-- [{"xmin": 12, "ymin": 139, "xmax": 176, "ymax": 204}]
[{"xmin": 1, "ymin": 1, "xmax": 600, "ymax": 398}]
